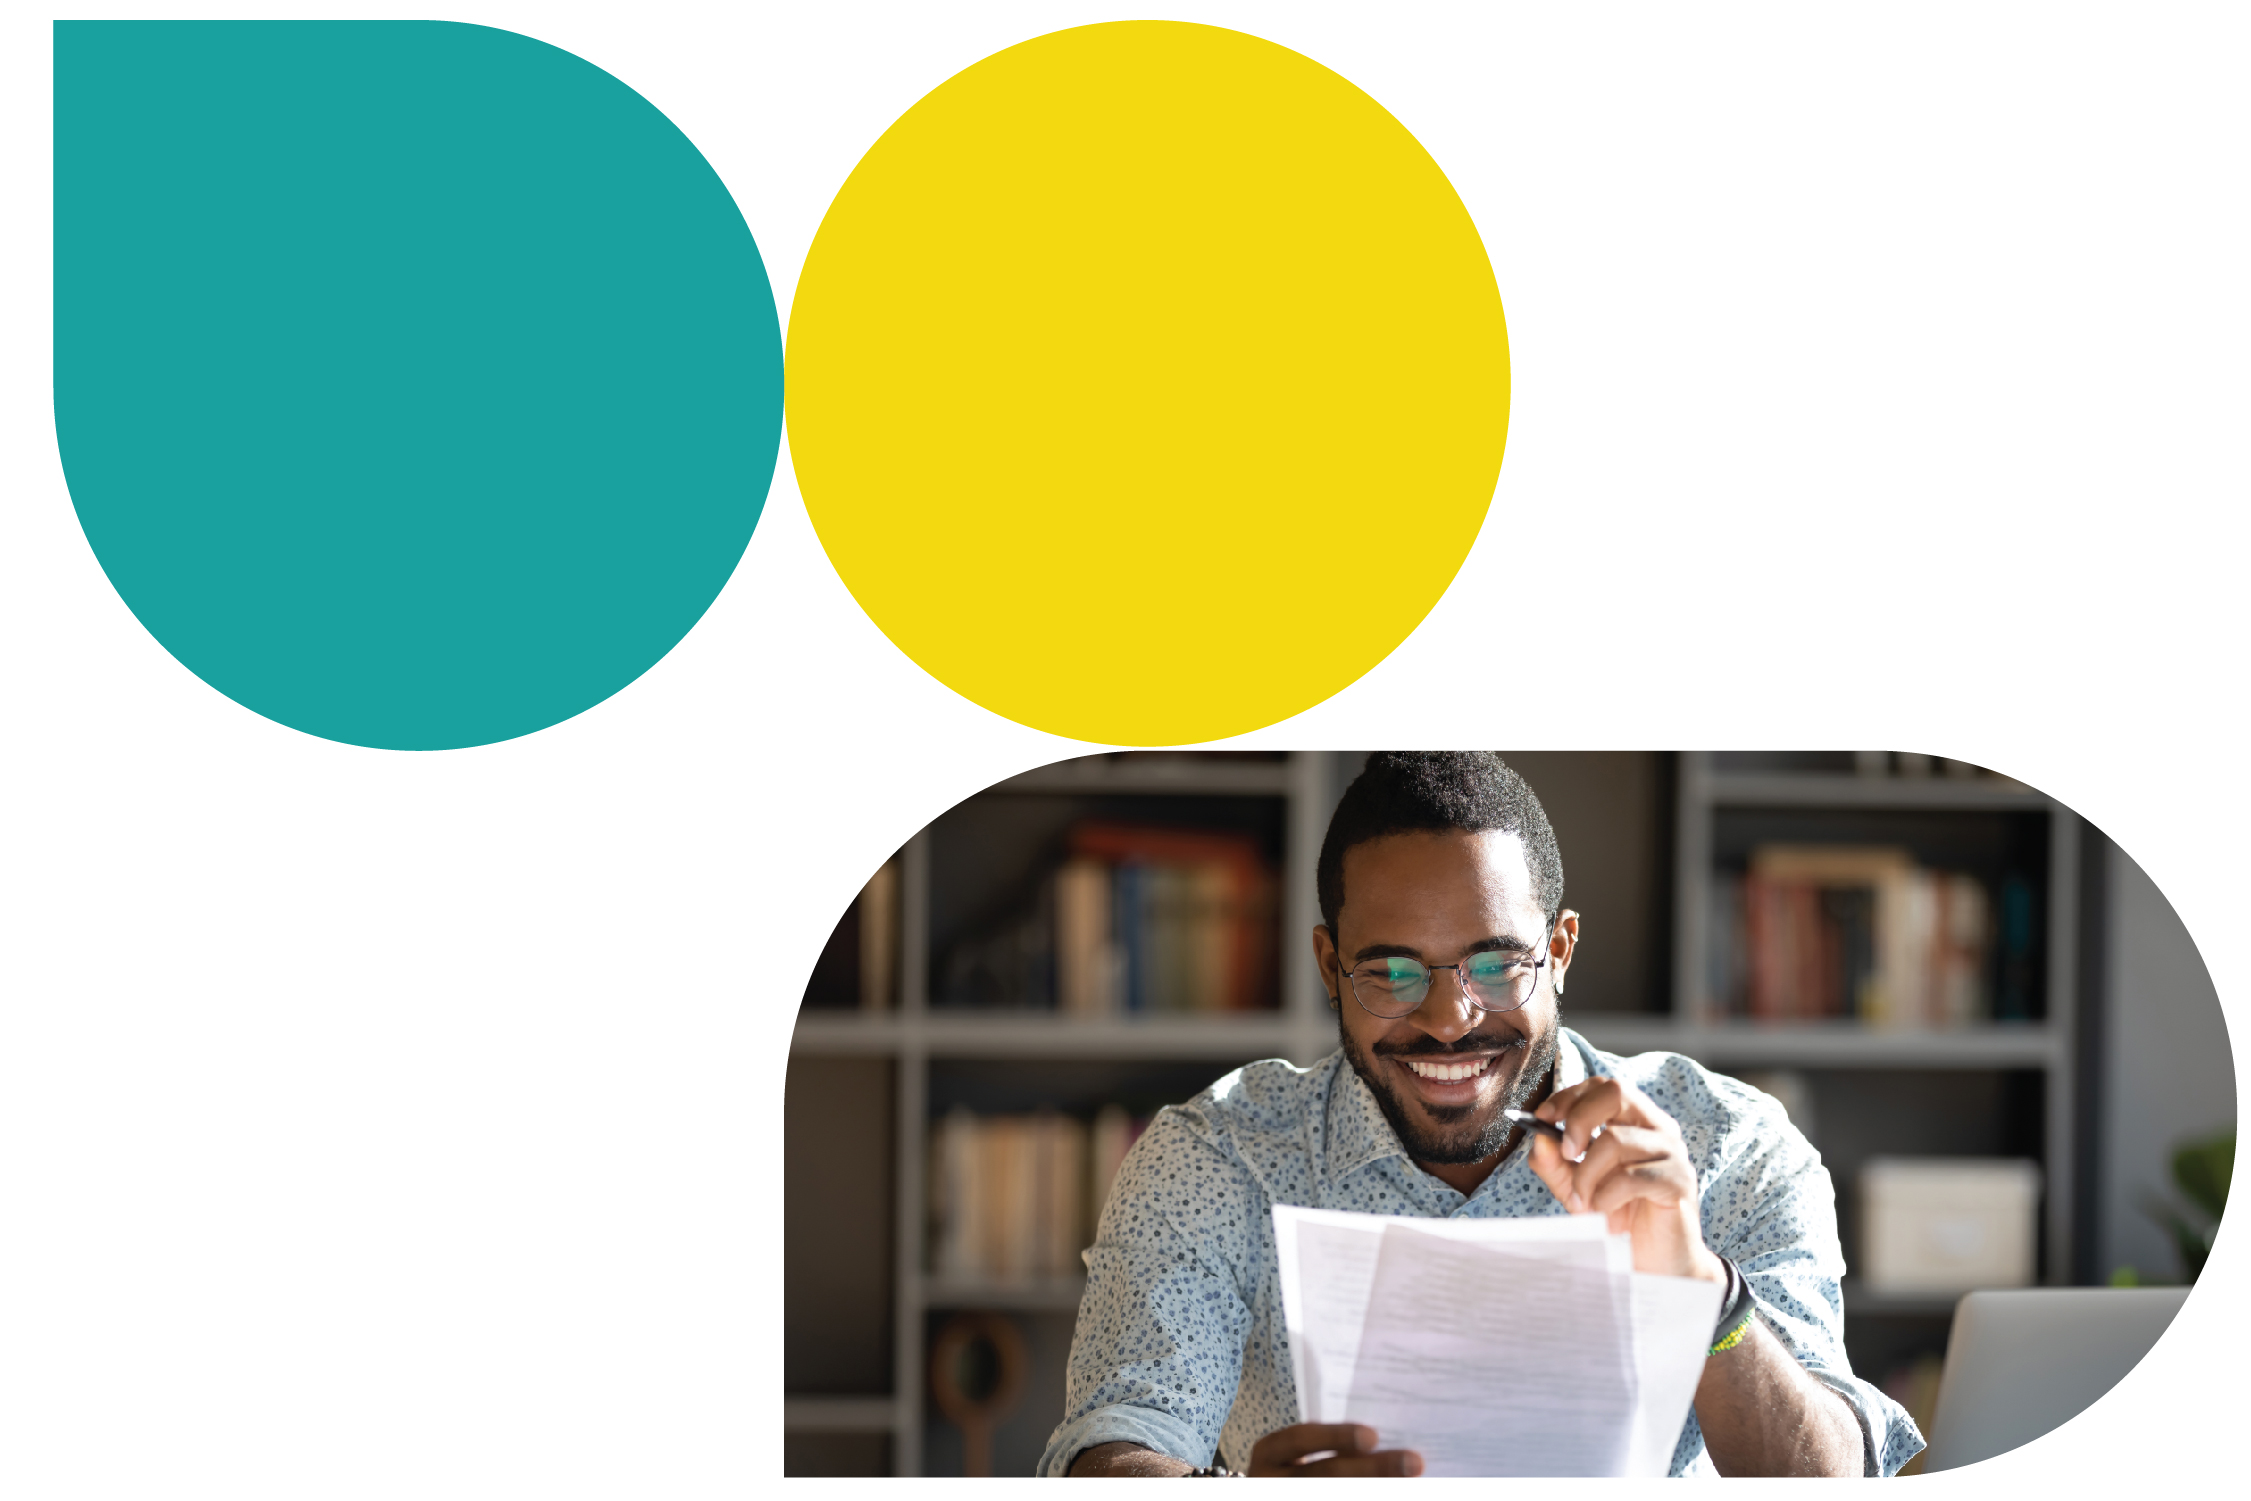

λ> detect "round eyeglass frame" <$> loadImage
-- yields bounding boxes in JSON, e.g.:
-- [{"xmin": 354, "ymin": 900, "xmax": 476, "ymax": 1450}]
[{"xmin": 1336, "ymin": 939, "xmax": 1553, "ymax": 1022}]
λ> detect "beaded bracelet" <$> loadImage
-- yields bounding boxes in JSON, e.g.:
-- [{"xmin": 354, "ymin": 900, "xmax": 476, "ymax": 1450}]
[{"xmin": 1707, "ymin": 1255, "xmax": 1758, "ymax": 1356}]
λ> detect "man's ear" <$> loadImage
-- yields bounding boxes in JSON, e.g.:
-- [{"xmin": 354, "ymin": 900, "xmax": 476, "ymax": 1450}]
[
  {"xmin": 1311, "ymin": 923, "xmax": 1340, "ymax": 1003},
  {"xmin": 1550, "ymin": 910, "xmax": 1581, "ymax": 995}
]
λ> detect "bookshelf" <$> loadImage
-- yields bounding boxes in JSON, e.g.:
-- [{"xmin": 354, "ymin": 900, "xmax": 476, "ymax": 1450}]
[
  {"xmin": 785, "ymin": 751, "xmax": 1340, "ymax": 1477},
  {"xmin": 1664, "ymin": 750, "xmax": 2083, "ymax": 1430},
  {"xmin": 784, "ymin": 750, "xmax": 2089, "ymax": 1475},
  {"xmin": 1667, "ymin": 751, "xmax": 2078, "ymax": 1272}
]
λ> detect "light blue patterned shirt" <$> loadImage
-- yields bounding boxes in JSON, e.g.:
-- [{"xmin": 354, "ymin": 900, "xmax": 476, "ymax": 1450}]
[{"xmin": 1037, "ymin": 1027, "xmax": 1925, "ymax": 1477}]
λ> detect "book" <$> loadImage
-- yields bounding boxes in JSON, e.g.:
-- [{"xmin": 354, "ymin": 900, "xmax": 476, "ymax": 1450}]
[
  {"xmin": 1054, "ymin": 859, "xmax": 1118, "ymax": 1018},
  {"xmin": 1995, "ymin": 873, "xmax": 2037, "ymax": 1021},
  {"xmin": 1088, "ymin": 1102, "xmax": 1151, "ymax": 1231},
  {"xmin": 1705, "ymin": 874, "xmax": 1748, "ymax": 1025},
  {"xmin": 858, "ymin": 860, "xmax": 899, "ymax": 1012}
]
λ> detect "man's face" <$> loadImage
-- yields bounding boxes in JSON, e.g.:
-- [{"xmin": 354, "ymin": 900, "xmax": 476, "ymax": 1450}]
[{"xmin": 1315, "ymin": 829, "xmax": 1575, "ymax": 1167}]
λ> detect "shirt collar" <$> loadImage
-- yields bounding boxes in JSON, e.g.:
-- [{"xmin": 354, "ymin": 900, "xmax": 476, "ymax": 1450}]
[
  {"xmin": 1326, "ymin": 1056, "xmax": 1405, "ymax": 1185},
  {"xmin": 1555, "ymin": 1026, "xmax": 1590, "ymax": 1090},
  {"xmin": 1324, "ymin": 1025, "xmax": 1596, "ymax": 1190}
]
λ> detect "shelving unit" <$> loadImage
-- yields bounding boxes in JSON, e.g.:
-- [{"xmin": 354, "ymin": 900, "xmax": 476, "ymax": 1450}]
[
  {"xmin": 1660, "ymin": 750, "xmax": 2083, "ymax": 1427},
  {"xmin": 1668, "ymin": 751, "xmax": 2078, "ymax": 1282},
  {"xmin": 786, "ymin": 751, "xmax": 1340, "ymax": 1476}
]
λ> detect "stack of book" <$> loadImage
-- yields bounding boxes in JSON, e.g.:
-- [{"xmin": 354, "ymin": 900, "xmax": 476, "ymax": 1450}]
[
  {"xmin": 1706, "ymin": 845, "xmax": 2024, "ymax": 1027},
  {"xmin": 927, "ymin": 1103, "xmax": 1154, "ymax": 1281},
  {"xmin": 938, "ymin": 820, "xmax": 1278, "ymax": 1013},
  {"xmin": 1054, "ymin": 822, "xmax": 1277, "ymax": 1016}
]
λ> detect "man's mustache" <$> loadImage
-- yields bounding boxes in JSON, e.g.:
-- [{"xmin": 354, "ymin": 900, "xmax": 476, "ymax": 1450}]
[{"xmin": 1372, "ymin": 1029, "xmax": 1528, "ymax": 1059}]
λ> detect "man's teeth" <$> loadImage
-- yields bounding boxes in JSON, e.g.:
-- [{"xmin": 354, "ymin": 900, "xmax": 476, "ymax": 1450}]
[{"xmin": 1405, "ymin": 1057, "xmax": 1491, "ymax": 1082}]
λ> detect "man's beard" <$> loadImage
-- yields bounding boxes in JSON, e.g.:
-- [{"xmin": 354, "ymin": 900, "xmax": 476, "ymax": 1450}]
[{"xmin": 1339, "ymin": 1008, "xmax": 1561, "ymax": 1166}]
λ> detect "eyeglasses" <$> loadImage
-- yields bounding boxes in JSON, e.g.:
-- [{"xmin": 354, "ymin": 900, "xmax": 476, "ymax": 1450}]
[{"xmin": 1338, "ymin": 944, "xmax": 1551, "ymax": 1021}]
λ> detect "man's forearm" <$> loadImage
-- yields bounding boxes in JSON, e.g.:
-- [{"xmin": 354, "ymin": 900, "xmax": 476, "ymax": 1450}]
[
  {"xmin": 1691, "ymin": 1318, "xmax": 1865, "ymax": 1477},
  {"xmin": 1068, "ymin": 1441, "xmax": 1194, "ymax": 1476}
]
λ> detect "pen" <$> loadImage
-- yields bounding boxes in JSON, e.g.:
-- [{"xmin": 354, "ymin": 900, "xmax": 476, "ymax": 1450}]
[{"xmin": 1503, "ymin": 1108, "xmax": 1566, "ymax": 1141}]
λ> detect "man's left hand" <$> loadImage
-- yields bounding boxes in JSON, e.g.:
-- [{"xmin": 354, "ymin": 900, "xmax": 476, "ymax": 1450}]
[{"xmin": 1527, "ymin": 1077, "xmax": 1725, "ymax": 1285}]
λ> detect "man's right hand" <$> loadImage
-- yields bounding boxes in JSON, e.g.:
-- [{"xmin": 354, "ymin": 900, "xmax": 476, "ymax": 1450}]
[{"xmin": 1249, "ymin": 1423, "xmax": 1423, "ymax": 1477}]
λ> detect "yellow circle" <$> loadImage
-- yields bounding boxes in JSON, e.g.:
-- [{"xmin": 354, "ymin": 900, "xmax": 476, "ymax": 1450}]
[{"xmin": 788, "ymin": 21, "xmax": 1508, "ymax": 745}]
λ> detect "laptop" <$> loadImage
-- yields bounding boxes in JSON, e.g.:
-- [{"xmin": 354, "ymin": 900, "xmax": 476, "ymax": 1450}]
[{"xmin": 1922, "ymin": 1286, "xmax": 2191, "ymax": 1471}]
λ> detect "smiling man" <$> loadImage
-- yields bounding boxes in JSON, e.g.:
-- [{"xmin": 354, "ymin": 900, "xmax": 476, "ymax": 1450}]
[{"xmin": 1039, "ymin": 753, "xmax": 1924, "ymax": 1478}]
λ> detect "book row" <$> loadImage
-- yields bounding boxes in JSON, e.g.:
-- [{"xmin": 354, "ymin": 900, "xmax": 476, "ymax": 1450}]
[
  {"xmin": 928, "ymin": 1104, "xmax": 1153, "ymax": 1281},
  {"xmin": 937, "ymin": 820, "xmax": 1279, "ymax": 1014},
  {"xmin": 1705, "ymin": 844, "xmax": 2038, "ymax": 1025}
]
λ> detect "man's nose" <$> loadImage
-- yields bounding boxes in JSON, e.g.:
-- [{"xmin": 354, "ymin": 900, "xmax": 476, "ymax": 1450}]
[{"xmin": 1416, "ymin": 967, "xmax": 1481, "ymax": 1042}]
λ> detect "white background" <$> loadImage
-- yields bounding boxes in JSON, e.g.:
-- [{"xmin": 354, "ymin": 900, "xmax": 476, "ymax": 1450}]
[{"xmin": 3, "ymin": 2, "xmax": 2242, "ymax": 1493}]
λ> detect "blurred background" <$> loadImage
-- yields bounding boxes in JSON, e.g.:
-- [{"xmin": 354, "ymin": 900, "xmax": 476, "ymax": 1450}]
[{"xmin": 783, "ymin": 751, "xmax": 2235, "ymax": 1476}]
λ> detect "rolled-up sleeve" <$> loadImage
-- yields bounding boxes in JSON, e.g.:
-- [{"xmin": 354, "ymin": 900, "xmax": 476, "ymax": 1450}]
[
  {"xmin": 1701, "ymin": 1101, "xmax": 1927, "ymax": 1477},
  {"xmin": 1035, "ymin": 1107, "xmax": 1259, "ymax": 1476}
]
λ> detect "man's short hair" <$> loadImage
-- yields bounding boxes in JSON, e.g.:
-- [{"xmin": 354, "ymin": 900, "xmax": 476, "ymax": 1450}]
[{"xmin": 1317, "ymin": 752, "xmax": 1566, "ymax": 934}]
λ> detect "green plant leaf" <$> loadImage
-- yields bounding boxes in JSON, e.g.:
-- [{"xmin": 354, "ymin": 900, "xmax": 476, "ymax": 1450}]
[
  {"xmin": 2171, "ymin": 1131, "xmax": 2234, "ymax": 1224},
  {"xmin": 2167, "ymin": 1216, "xmax": 2209, "ymax": 1284}
]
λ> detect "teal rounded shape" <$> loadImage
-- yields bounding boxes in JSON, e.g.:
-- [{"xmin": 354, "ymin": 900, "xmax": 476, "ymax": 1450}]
[{"xmin": 55, "ymin": 21, "xmax": 783, "ymax": 750}]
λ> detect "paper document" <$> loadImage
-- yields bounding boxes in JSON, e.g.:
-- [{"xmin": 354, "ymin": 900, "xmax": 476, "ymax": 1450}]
[
  {"xmin": 1271, "ymin": 1205, "xmax": 1723, "ymax": 1477},
  {"xmin": 1271, "ymin": 1206, "xmax": 1621, "ymax": 1425}
]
